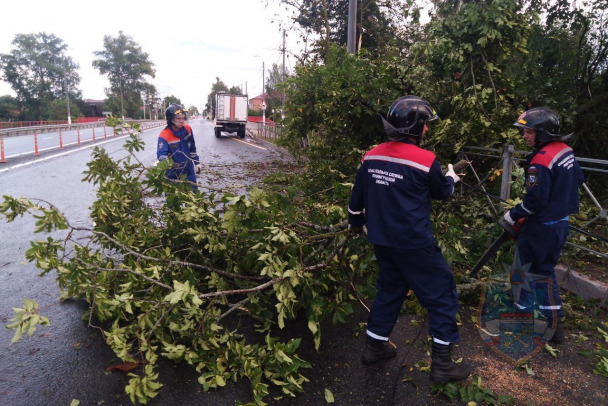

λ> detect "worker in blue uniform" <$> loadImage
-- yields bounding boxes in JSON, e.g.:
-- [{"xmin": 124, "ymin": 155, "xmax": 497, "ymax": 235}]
[
  {"xmin": 348, "ymin": 96, "xmax": 471, "ymax": 383},
  {"xmin": 500, "ymin": 107, "xmax": 584, "ymax": 344},
  {"xmin": 157, "ymin": 104, "xmax": 201, "ymax": 192}
]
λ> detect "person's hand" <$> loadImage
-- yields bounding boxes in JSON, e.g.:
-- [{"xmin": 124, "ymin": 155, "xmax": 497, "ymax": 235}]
[
  {"xmin": 446, "ymin": 164, "xmax": 461, "ymax": 183},
  {"xmin": 195, "ymin": 164, "xmax": 202, "ymax": 174}
]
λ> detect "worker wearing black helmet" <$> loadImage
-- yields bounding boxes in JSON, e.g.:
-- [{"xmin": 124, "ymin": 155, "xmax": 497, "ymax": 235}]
[
  {"xmin": 348, "ymin": 95, "xmax": 472, "ymax": 383},
  {"xmin": 501, "ymin": 107, "xmax": 585, "ymax": 344}
]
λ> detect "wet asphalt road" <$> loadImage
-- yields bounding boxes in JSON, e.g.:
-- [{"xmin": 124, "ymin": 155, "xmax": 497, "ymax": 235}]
[{"xmin": 0, "ymin": 119, "xmax": 286, "ymax": 406}]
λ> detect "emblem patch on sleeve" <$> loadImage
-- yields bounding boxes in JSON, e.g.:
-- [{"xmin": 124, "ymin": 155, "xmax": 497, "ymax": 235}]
[{"xmin": 526, "ymin": 166, "xmax": 538, "ymax": 187}]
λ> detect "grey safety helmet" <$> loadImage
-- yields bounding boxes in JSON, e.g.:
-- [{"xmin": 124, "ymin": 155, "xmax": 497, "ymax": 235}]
[
  {"xmin": 165, "ymin": 104, "xmax": 188, "ymax": 127},
  {"xmin": 379, "ymin": 96, "xmax": 439, "ymax": 142},
  {"xmin": 513, "ymin": 107, "xmax": 561, "ymax": 146}
]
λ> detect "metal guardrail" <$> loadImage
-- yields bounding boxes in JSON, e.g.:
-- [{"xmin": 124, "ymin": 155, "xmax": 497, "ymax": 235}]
[
  {"xmin": 0, "ymin": 122, "xmax": 105, "ymax": 137},
  {"xmin": 0, "ymin": 120, "xmax": 163, "ymax": 137},
  {"xmin": 0, "ymin": 120, "xmax": 165, "ymax": 163},
  {"xmin": 460, "ymin": 145, "xmax": 608, "ymax": 174},
  {"xmin": 248, "ymin": 122, "xmax": 283, "ymax": 139},
  {"xmin": 0, "ymin": 120, "xmax": 70, "ymax": 129}
]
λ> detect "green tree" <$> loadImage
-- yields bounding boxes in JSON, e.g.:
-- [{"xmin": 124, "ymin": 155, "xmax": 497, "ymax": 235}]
[
  {"xmin": 187, "ymin": 105, "xmax": 200, "ymax": 117},
  {"xmin": 0, "ymin": 95, "xmax": 20, "ymax": 121},
  {"xmin": 264, "ymin": 63, "xmax": 290, "ymax": 120},
  {"xmin": 141, "ymin": 82, "xmax": 160, "ymax": 120},
  {"xmin": 92, "ymin": 31, "xmax": 155, "ymax": 119},
  {"xmin": 0, "ymin": 32, "xmax": 82, "ymax": 120},
  {"xmin": 163, "ymin": 95, "xmax": 182, "ymax": 108},
  {"xmin": 46, "ymin": 99, "xmax": 83, "ymax": 121},
  {"xmin": 228, "ymin": 85, "xmax": 243, "ymax": 94},
  {"xmin": 407, "ymin": 0, "xmax": 532, "ymax": 151},
  {"xmin": 280, "ymin": 45, "xmax": 401, "ymax": 189},
  {"xmin": 522, "ymin": 0, "xmax": 608, "ymax": 160},
  {"xmin": 277, "ymin": 0, "xmax": 405, "ymax": 60}
]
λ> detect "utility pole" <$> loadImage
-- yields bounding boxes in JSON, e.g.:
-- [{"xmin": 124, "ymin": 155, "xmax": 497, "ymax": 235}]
[
  {"xmin": 254, "ymin": 55, "xmax": 266, "ymax": 128},
  {"xmin": 262, "ymin": 60, "xmax": 266, "ymax": 130},
  {"xmin": 62, "ymin": 58, "xmax": 71, "ymax": 124},
  {"xmin": 347, "ymin": 0, "xmax": 357, "ymax": 54},
  {"xmin": 120, "ymin": 78, "xmax": 125, "ymax": 119},
  {"xmin": 282, "ymin": 30, "xmax": 286, "ymax": 120}
]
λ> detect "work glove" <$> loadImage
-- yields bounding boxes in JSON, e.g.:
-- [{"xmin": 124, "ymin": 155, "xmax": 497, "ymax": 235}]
[
  {"xmin": 348, "ymin": 224, "xmax": 364, "ymax": 236},
  {"xmin": 445, "ymin": 164, "xmax": 461, "ymax": 184},
  {"xmin": 195, "ymin": 164, "xmax": 202, "ymax": 174},
  {"xmin": 498, "ymin": 211, "xmax": 525, "ymax": 240}
]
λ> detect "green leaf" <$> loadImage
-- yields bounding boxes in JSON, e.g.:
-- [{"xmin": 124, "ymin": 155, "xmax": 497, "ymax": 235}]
[
  {"xmin": 545, "ymin": 344, "xmax": 558, "ymax": 357},
  {"xmin": 324, "ymin": 388, "xmax": 334, "ymax": 403},
  {"xmin": 10, "ymin": 324, "xmax": 23, "ymax": 344},
  {"xmin": 577, "ymin": 350, "xmax": 594, "ymax": 358},
  {"xmin": 308, "ymin": 319, "xmax": 318, "ymax": 334}
]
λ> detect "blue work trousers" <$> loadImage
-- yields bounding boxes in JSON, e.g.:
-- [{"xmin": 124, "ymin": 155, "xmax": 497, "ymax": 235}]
[
  {"xmin": 367, "ymin": 244, "xmax": 460, "ymax": 344},
  {"xmin": 512, "ymin": 221, "xmax": 569, "ymax": 322}
]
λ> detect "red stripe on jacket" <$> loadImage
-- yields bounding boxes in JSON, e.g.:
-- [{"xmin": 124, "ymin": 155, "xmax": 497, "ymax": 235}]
[
  {"xmin": 159, "ymin": 124, "xmax": 193, "ymax": 142},
  {"xmin": 363, "ymin": 141, "xmax": 436, "ymax": 171},
  {"xmin": 530, "ymin": 142, "xmax": 572, "ymax": 169}
]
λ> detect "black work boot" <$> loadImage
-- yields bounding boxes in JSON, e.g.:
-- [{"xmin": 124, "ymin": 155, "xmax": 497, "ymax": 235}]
[
  {"xmin": 361, "ymin": 337, "xmax": 396, "ymax": 365},
  {"xmin": 430, "ymin": 342, "xmax": 472, "ymax": 383},
  {"xmin": 549, "ymin": 318, "xmax": 565, "ymax": 345}
]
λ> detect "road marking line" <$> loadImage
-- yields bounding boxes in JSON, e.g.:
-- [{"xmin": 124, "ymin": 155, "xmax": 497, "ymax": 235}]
[
  {"xmin": 6, "ymin": 142, "xmax": 85, "ymax": 158},
  {"xmin": 0, "ymin": 133, "xmax": 141, "ymax": 174},
  {"xmin": 230, "ymin": 137, "xmax": 268, "ymax": 151}
]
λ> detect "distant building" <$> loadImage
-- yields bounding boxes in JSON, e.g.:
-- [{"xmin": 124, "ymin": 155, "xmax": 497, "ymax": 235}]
[
  {"xmin": 84, "ymin": 99, "xmax": 105, "ymax": 117},
  {"xmin": 248, "ymin": 93, "xmax": 267, "ymax": 111}
]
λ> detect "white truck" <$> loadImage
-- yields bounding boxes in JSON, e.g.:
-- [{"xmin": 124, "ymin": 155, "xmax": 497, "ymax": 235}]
[{"xmin": 214, "ymin": 92, "xmax": 248, "ymax": 138}]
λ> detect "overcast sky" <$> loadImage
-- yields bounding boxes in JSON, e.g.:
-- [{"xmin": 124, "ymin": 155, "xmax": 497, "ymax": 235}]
[{"xmin": 0, "ymin": 0, "xmax": 299, "ymax": 110}]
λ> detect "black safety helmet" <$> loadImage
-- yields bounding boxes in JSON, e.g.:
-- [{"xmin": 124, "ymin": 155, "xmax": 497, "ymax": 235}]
[
  {"xmin": 165, "ymin": 104, "xmax": 188, "ymax": 127},
  {"xmin": 513, "ymin": 107, "xmax": 561, "ymax": 146},
  {"xmin": 383, "ymin": 96, "xmax": 438, "ymax": 141}
]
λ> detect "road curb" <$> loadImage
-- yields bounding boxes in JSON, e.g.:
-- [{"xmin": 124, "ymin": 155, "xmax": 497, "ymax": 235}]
[
  {"xmin": 246, "ymin": 131, "xmax": 293, "ymax": 162},
  {"xmin": 556, "ymin": 264, "xmax": 608, "ymax": 307}
]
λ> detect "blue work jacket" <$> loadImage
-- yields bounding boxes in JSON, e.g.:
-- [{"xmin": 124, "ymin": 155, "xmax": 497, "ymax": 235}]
[
  {"xmin": 348, "ymin": 140, "xmax": 455, "ymax": 249},
  {"xmin": 157, "ymin": 124, "xmax": 199, "ymax": 186},
  {"xmin": 509, "ymin": 142, "xmax": 584, "ymax": 224}
]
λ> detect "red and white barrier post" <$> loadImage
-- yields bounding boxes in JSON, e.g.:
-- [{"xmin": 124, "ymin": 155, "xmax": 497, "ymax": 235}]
[
  {"xmin": 59, "ymin": 128, "xmax": 64, "ymax": 150},
  {"xmin": 34, "ymin": 133, "xmax": 40, "ymax": 156},
  {"xmin": 103, "ymin": 124, "xmax": 107, "ymax": 138},
  {"xmin": 92, "ymin": 127, "xmax": 96, "ymax": 142},
  {"xmin": 77, "ymin": 127, "xmax": 81, "ymax": 145},
  {"xmin": 0, "ymin": 137, "xmax": 6, "ymax": 163}
]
